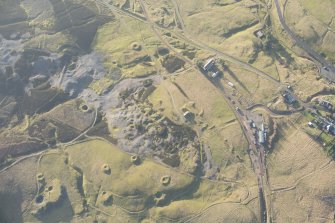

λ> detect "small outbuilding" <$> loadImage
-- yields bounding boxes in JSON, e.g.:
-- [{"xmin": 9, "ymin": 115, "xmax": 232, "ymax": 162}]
[
  {"xmin": 212, "ymin": 71, "xmax": 220, "ymax": 78},
  {"xmin": 282, "ymin": 92, "xmax": 297, "ymax": 104},
  {"xmin": 254, "ymin": 29, "xmax": 265, "ymax": 39},
  {"xmin": 320, "ymin": 100, "xmax": 333, "ymax": 110}
]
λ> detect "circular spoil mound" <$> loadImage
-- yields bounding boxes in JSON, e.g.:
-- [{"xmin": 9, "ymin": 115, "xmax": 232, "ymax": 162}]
[
  {"xmin": 131, "ymin": 42, "xmax": 142, "ymax": 51},
  {"xmin": 160, "ymin": 175, "xmax": 171, "ymax": 186},
  {"xmin": 36, "ymin": 173, "xmax": 45, "ymax": 182},
  {"xmin": 157, "ymin": 47, "xmax": 169, "ymax": 56},
  {"xmin": 44, "ymin": 185, "xmax": 54, "ymax": 193},
  {"xmin": 155, "ymin": 192, "xmax": 163, "ymax": 199},
  {"xmin": 154, "ymin": 192, "xmax": 167, "ymax": 206},
  {"xmin": 100, "ymin": 191, "xmax": 113, "ymax": 206},
  {"xmin": 81, "ymin": 104, "xmax": 89, "ymax": 111},
  {"xmin": 102, "ymin": 164, "xmax": 111, "ymax": 175},
  {"xmin": 35, "ymin": 195, "xmax": 44, "ymax": 204},
  {"xmin": 130, "ymin": 155, "xmax": 140, "ymax": 165},
  {"xmin": 64, "ymin": 157, "xmax": 69, "ymax": 164}
]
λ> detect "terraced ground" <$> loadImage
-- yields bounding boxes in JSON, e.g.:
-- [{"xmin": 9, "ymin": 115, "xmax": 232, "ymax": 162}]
[{"xmin": 1, "ymin": 0, "xmax": 335, "ymax": 222}]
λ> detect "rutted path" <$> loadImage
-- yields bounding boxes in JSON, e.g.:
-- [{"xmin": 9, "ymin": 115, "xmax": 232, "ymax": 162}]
[
  {"xmin": 271, "ymin": 159, "xmax": 333, "ymax": 193},
  {"xmin": 171, "ymin": 0, "xmax": 185, "ymax": 31}
]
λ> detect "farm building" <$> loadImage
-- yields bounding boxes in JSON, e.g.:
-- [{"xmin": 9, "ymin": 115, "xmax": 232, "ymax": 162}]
[
  {"xmin": 320, "ymin": 100, "xmax": 333, "ymax": 110},
  {"xmin": 282, "ymin": 91, "xmax": 297, "ymax": 104},
  {"xmin": 203, "ymin": 59, "xmax": 215, "ymax": 71},
  {"xmin": 255, "ymin": 30, "xmax": 265, "ymax": 39},
  {"xmin": 258, "ymin": 130, "xmax": 265, "ymax": 144}
]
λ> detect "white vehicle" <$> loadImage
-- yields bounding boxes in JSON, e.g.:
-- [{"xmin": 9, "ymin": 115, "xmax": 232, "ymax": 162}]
[{"xmin": 228, "ymin": 82, "xmax": 235, "ymax": 88}]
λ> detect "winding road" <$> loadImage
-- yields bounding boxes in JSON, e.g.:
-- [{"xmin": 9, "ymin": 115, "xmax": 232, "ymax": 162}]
[{"xmin": 273, "ymin": 0, "xmax": 335, "ymax": 77}]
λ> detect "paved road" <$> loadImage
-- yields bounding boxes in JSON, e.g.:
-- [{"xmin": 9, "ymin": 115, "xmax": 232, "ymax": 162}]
[{"xmin": 273, "ymin": 0, "xmax": 335, "ymax": 77}]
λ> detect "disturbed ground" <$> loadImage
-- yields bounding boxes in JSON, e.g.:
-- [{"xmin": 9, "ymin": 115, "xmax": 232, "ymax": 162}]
[{"xmin": 1, "ymin": 0, "xmax": 335, "ymax": 223}]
